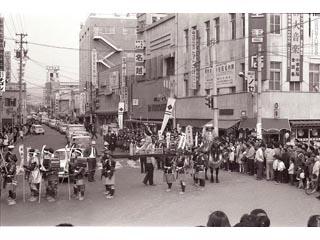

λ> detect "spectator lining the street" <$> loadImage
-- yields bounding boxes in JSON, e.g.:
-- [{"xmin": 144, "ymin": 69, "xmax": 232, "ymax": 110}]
[{"xmin": 206, "ymin": 211, "xmax": 231, "ymax": 227}]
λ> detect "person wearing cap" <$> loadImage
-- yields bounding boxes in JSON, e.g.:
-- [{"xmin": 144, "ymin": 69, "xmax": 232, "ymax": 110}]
[
  {"xmin": 1, "ymin": 145, "xmax": 18, "ymax": 205},
  {"xmin": 100, "ymin": 148, "xmax": 116, "ymax": 199},
  {"xmin": 84, "ymin": 140, "xmax": 98, "ymax": 182}
]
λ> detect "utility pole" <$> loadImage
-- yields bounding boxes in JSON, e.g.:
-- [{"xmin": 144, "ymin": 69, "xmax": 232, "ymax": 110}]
[
  {"xmin": 209, "ymin": 38, "xmax": 219, "ymax": 137},
  {"xmin": 256, "ymin": 44, "xmax": 262, "ymax": 140},
  {"xmin": 16, "ymin": 33, "xmax": 28, "ymax": 126}
]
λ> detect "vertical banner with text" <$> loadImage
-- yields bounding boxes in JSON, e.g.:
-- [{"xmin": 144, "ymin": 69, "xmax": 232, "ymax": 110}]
[
  {"xmin": 118, "ymin": 102, "xmax": 125, "ymax": 129},
  {"xmin": 287, "ymin": 14, "xmax": 304, "ymax": 82}
]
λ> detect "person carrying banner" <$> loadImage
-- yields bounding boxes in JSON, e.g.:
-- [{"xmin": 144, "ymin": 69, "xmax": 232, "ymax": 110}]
[
  {"xmin": 163, "ymin": 156, "xmax": 175, "ymax": 192},
  {"xmin": 101, "ymin": 148, "xmax": 116, "ymax": 199},
  {"xmin": 24, "ymin": 149, "xmax": 42, "ymax": 202},
  {"xmin": 1, "ymin": 145, "xmax": 18, "ymax": 205},
  {"xmin": 84, "ymin": 140, "xmax": 98, "ymax": 182}
]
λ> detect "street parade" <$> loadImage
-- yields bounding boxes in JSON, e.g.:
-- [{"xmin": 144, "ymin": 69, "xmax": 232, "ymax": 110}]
[{"xmin": 1, "ymin": 10, "xmax": 320, "ymax": 229}]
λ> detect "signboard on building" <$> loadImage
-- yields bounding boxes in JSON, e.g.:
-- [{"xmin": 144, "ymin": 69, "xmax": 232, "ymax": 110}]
[
  {"xmin": 4, "ymin": 51, "xmax": 11, "ymax": 83},
  {"xmin": 135, "ymin": 40, "xmax": 145, "ymax": 49},
  {"xmin": 79, "ymin": 92, "xmax": 86, "ymax": 115},
  {"xmin": 121, "ymin": 57, "xmax": 127, "ymax": 88},
  {"xmin": 287, "ymin": 14, "xmax": 304, "ymax": 82},
  {"xmin": 185, "ymin": 125, "xmax": 194, "ymax": 147},
  {"xmin": 190, "ymin": 29, "xmax": 198, "ymax": 90},
  {"xmin": 247, "ymin": 71, "xmax": 256, "ymax": 92},
  {"xmin": 215, "ymin": 61, "xmax": 235, "ymax": 88},
  {"xmin": 132, "ymin": 99, "xmax": 139, "ymax": 106},
  {"xmin": 135, "ymin": 53, "xmax": 144, "ymax": 63},
  {"xmin": 111, "ymin": 71, "xmax": 119, "ymax": 90},
  {"xmin": 120, "ymin": 87, "xmax": 128, "ymax": 112},
  {"xmin": 248, "ymin": 13, "xmax": 267, "ymax": 82},
  {"xmin": 91, "ymin": 49, "xmax": 98, "ymax": 87},
  {"xmin": 251, "ymin": 29, "xmax": 264, "ymax": 43},
  {"xmin": 311, "ymin": 14, "xmax": 320, "ymax": 56},
  {"xmin": 135, "ymin": 66, "xmax": 145, "ymax": 76},
  {"xmin": 0, "ymin": 71, "xmax": 6, "ymax": 92},
  {"xmin": 204, "ymin": 66, "xmax": 214, "ymax": 89},
  {"xmin": 106, "ymin": 75, "xmax": 112, "ymax": 95}
]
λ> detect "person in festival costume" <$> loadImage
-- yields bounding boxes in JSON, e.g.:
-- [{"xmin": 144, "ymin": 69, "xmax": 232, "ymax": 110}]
[
  {"xmin": 24, "ymin": 149, "xmax": 42, "ymax": 202},
  {"xmin": 176, "ymin": 152, "xmax": 187, "ymax": 194},
  {"xmin": 73, "ymin": 156, "xmax": 86, "ymax": 201},
  {"xmin": 163, "ymin": 155, "xmax": 175, "ymax": 192},
  {"xmin": 1, "ymin": 145, "xmax": 18, "ymax": 205},
  {"xmin": 100, "ymin": 147, "xmax": 116, "ymax": 199},
  {"xmin": 205, "ymin": 140, "xmax": 223, "ymax": 183},
  {"xmin": 84, "ymin": 140, "xmax": 98, "ymax": 182},
  {"xmin": 43, "ymin": 148, "xmax": 59, "ymax": 202},
  {"xmin": 194, "ymin": 151, "xmax": 207, "ymax": 189}
]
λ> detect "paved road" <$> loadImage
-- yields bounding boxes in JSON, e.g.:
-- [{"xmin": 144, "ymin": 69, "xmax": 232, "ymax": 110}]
[{"xmin": 1, "ymin": 126, "xmax": 319, "ymax": 226}]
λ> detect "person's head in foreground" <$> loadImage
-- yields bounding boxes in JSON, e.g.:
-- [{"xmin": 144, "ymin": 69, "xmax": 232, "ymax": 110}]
[{"xmin": 206, "ymin": 211, "xmax": 231, "ymax": 227}]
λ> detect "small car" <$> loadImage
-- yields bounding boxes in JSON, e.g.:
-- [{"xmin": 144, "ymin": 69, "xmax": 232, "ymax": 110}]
[{"xmin": 31, "ymin": 124, "xmax": 45, "ymax": 135}]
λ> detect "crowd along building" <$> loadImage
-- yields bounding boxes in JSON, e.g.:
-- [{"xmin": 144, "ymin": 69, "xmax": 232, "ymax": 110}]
[{"xmin": 131, "ymin": 13, "xmax": 320, "ymax": 143}]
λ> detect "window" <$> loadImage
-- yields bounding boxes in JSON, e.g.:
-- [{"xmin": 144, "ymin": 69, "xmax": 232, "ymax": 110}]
[
  {"xmin": 184, "ymin": 29, "xmax": 189, "ymax": 52},
  {"xmin": 214, "ymin": 17, "xmax": 220, "ymax": 43},
  {"xmin": 230, "ymin": 13, "xmax": 236, "ymax": 40},
  {"xmin": 152, "ymin": 16, "xmax": 157, "ymax": 23},
  {"xmin": 5, "ymin": 98, "xmax": 16, "ymax": 107},
  {"xmin": 309, "ymin": 63, "xmax": 320, "ymax": 92},
  {"xmin": 270, "ymin": 14, "xmax": 281, "ymax": 34},
  {"xmin": 269, "ymin": 61, "xmax": 281, "ymax": 90},
  {"xmin": 290, "ymin": 82, "xmax": 301, "ymax": 92},
  {"xmin": 242, "ymin": 13, "xmax": 245, "ymax": 37},
  {"xmin": 205, "ymin": 21, "xmax": 210, "ymax": 46},
  {"xmin": 100, "ymin": 26, "xmax": 115, "ymax": 34},
  {"xmin": 166, "ymin": 57, "xmax": 175, "ymax": 76}
]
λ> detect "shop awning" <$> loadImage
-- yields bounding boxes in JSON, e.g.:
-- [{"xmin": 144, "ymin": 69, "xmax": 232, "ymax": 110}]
[
  {"xmin": 178, "ymin": 119, "xmax": 210, "ymax": 128},
  {"xmin": 125, "ymin": 119, "xmax": 163, "ymax": 125},
  {"xmin": 239, "ymin": 118, "xmax": 291, "ymax": 131},
  {"xmin": 204, "ymin": 119, "xmax": 240, "ymax": 130},
  {"xmin": 290, "ymin": 120, "xmax": 320, "ymax": 128}
]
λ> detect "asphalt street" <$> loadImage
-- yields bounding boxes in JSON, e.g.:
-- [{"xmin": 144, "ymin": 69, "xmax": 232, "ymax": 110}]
[{"xmin": 1, "ymin": 125, "xmax": 319, "ymax": 226}]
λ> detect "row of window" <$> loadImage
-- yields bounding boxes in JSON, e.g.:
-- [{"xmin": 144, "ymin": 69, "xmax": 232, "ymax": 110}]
[
  {"xmin": 185, "ymin": 13, "xmax": 282, "ymax": 50},
  {"xmin": 4, "ymin": 98, "xmax": 16, "ymax": 107},
  {"xmin": 80, "ymin": 26, "xmax": 136, "ymax": 40}
]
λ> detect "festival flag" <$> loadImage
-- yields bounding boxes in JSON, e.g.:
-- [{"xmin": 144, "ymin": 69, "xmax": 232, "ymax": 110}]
[
  {"xmin": 118, "ymin": 102, "xmax": 125, "ymax": 129},
  {"xmin": 195, "ymin": 132, "xmax": 199, "ymax": 147},
  {"xmin": 159, "ymin": 97, "xmax": 176, "ymax": 136},
  {"xmin": 26, "ymin": 147, "xmax": 31, "ymax": 164},
  {"xmin": 18, "ymin": 145, "xmax": 24, "ymax": 174},
  {"xmin": 185, "ymin": 125, "xmax": 194, "ymax": 147},
  {"xmin": 166, "ymin": 132, "xmax": 171, "ymax": 149},
  {"xmin": 178, "ymin": 133, "xmax": 186, "ymax": 149}
]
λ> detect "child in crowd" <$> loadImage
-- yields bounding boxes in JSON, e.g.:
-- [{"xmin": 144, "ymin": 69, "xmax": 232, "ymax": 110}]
[
  {"xmin": 277, "ymin": 157, "xmax": 286, "ymax": 184},
  {"xmin": 288, "ymin": 159, "xmax": 295, "ymax": 186}
]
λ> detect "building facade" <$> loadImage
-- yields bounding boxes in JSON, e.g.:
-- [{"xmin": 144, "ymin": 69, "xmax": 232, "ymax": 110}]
[
  {"xmin": 79, "ymin": 13, "xmax": 137, "ymax": 124},
  {"xmin": 131, "ymin": 13, "xmax": 320, "ymax": 142},
  {"xmin": 1, "ymin": 82, "xmax": 27, "ymax": 130}
]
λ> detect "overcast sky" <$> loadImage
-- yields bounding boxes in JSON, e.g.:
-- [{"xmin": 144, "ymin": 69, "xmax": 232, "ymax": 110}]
[{"xmin": 1, "ymin": 0, "xmax": 315, "ymax": 104}]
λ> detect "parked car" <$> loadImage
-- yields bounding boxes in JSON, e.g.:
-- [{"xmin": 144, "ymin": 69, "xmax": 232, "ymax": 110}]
[
  {"xmin": 49, "ymin": 119, "xmax": 57, "ymax": 128},
  {"xmin": 66, "ymin": 124, "xmax": 87, "ymax": 143},
  {"xmin": 31, "ymin": 124, "xmax": 45, "ymax": 135},
  {"xmin": 59, "ymin": 123, "xmax": 68, "ymax": 134}
]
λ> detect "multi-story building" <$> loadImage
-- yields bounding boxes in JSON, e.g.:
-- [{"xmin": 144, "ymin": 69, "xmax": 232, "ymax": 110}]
[
  {"xmin": 132, "ymin": 13, "xmax": 320, "ymax": 142},
  {"xmin": 131, "ymin": 13, "xmax": 173, "ymax": 127},
  {"xmin": 79, "ymin": 13, "xmax": 137, "ymax": 125},
  {"xmin": 0, "ymin": 17, "xmax": 5, "ymax": 130},
  {"xmin": 1, "ymin": 82, "xmax": 27, "ymax": 129},
  {"xmin": 4, "ymin": 51, "xmax": 11, "ymax": 83}
]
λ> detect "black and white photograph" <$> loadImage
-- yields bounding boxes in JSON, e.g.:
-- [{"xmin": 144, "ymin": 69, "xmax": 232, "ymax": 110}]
[{"xmin": 0, "ymin": 0, "xmax": 319, "ymax": 234}]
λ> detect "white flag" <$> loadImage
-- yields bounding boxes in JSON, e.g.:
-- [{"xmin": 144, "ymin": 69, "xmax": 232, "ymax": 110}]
[
  {"xmin": 118, "ymin": 102, "xmax": 125, "ymax": 129},
  {"xmin": 159, "ymin": 97, "xmax": 176, "ymax": 135},
  {"xmin": 18, "ymin": 145, "xmax": 24, "ymax": 174},
  {"xmin": 178, "ymin": 133, "xmax": 186, "ymax": 149}
]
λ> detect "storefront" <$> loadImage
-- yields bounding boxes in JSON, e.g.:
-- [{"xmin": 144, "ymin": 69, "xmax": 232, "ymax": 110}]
[
  {"xmin": 290, "ymin": 120, "xmax": 320, "ymax": 143},
  {"xmin": 239, "ymin": 118, "xmax": 291, "ymax": 143}
]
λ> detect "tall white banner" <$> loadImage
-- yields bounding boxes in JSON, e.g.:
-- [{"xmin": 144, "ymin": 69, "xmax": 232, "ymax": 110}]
[
  {"xmin": 118, "ymin": 102, "xmax": 125, "ymax": 129},
  {"xmin": 159, "ymin": 97, "xmax": 176, "ymax": 136},
  {"xmin": 185, "ymin": 125, "xmax": 194, "ymax": 147}
]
